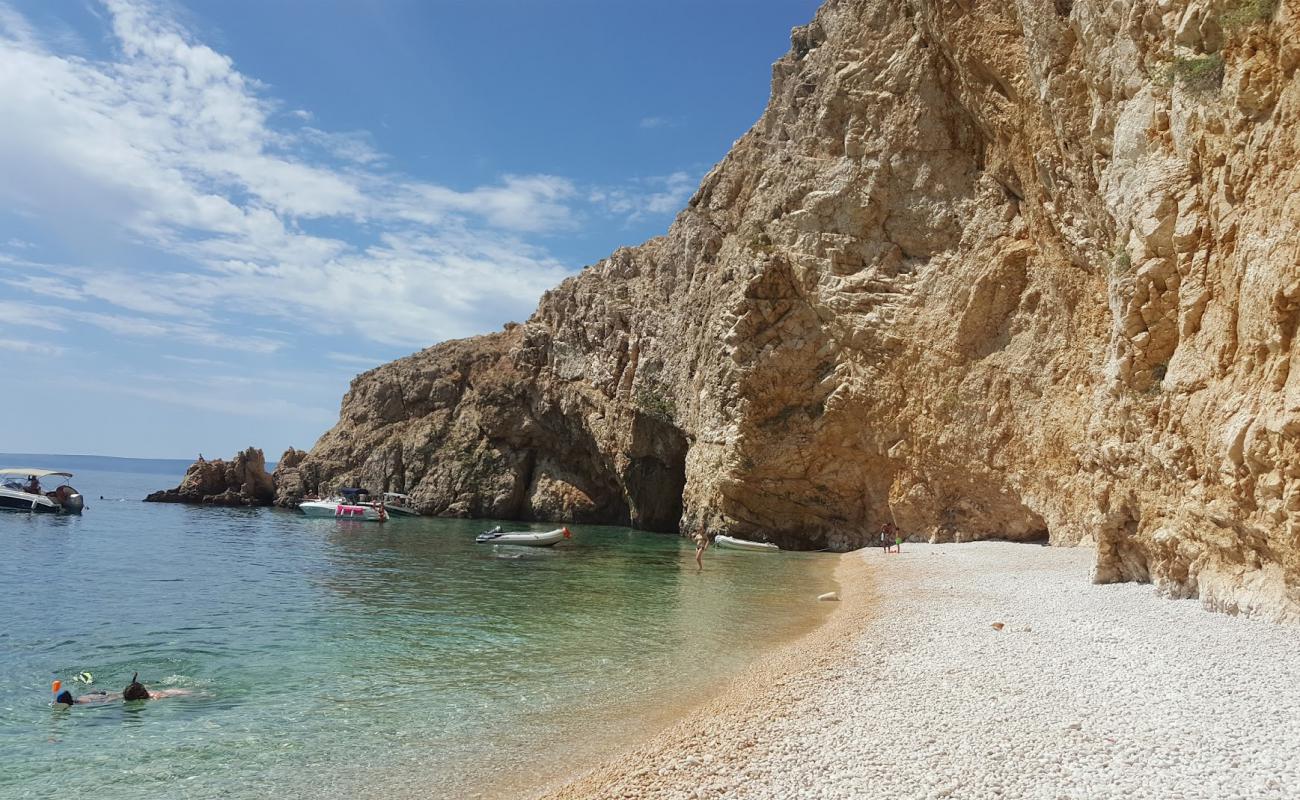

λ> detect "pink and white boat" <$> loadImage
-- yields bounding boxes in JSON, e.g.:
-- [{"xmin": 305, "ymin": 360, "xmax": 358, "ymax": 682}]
[{"xmin": 298, "ymin": 498, "xmax": 387, "ymax": 521}]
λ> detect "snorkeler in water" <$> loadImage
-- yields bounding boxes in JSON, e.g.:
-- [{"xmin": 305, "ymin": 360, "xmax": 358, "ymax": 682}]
[{"xmin": 51, "ymin": 673, "xmax": 191, "ymax": 705}]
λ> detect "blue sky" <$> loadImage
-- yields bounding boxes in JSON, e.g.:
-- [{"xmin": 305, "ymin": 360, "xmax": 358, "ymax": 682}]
[{"xmin": 0, "ymin": 0, "xmax": 819, "ymax": 459}]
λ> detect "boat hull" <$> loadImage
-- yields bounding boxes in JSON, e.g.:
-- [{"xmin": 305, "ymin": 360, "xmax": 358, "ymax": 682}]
[
  {"xmin": 714, "ymin": 535, "xmax": 780, "ymax": 552},
  {"xmin": 0, "ymin": 492, "xmax": 59, "ymax": 513},
  {"xmin": 0, "ymin": 470, "xmax": 84, "ymax": 514},
  {"xmin": 475, "ymin": 528, "xmax": 569, "ymax": 547},
  {"xmin": 0, "ymin": 488, "xmax": 81, "ymax": 514},
  {"xmin": 382, "ymin": 505, "xmax": 420, "ymax": 517},
  {"xmin": 299, "ymin": 501, "xmax": 387, "ymax": 521}
]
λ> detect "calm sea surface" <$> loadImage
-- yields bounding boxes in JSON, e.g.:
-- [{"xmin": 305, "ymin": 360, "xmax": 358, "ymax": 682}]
[{"xmin": 0, "ymin": 466, "xmax": 836, "ymax": 799}]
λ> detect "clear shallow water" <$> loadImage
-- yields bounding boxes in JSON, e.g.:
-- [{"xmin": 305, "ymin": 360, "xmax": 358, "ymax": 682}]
[{"xmin": 0, "ymin": 468, "xmax": 835, "ymax": 800}]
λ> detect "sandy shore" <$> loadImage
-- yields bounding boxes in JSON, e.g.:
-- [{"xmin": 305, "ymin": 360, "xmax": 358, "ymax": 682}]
[{"xmin": 541, "ymin": 542, "xmax": 1300, "ymax": 799}]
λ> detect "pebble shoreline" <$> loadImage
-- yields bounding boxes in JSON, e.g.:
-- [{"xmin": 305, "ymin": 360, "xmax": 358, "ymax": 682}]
[{"xmin": 539, "ymin": 542, "xmax": 1300, "ymax": 799}]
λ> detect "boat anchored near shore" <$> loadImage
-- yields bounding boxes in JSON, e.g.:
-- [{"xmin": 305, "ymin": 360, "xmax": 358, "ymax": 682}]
[
  {"xmin": 475, "ymin": 526, "xmax": 572, "ymax": 547},
  {"xmin": 714, "ymin": 534, "xmax": 780, "ymax": 552},
  {"xmin": 0, "ymin": 468, "xmax": 84, "ymax": 514},
  {"xmin": 380, "ymin": 492, "xmax": 420, "ymax": 516},
  {"xmin": 299, "ymin": 499, "xmax": 388, "ymax": 521},
  {"xmin": 295, "ymin": 487, "xmax": 424, "ymax": 522}
]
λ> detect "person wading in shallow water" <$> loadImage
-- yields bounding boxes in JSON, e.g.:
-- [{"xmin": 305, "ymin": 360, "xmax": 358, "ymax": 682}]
[{"xmin": 694, "ymin": 531, "xmax": 709, "ymax": 571}]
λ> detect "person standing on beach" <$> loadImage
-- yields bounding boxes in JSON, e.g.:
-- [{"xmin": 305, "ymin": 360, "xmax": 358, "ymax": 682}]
[
  {"xmin": 694, "ymin": 531, "xmax": 709, "ymax": 571},
  {"xmin": 879, "ymin": 521, "xmax": 900, "ymax": 553}
]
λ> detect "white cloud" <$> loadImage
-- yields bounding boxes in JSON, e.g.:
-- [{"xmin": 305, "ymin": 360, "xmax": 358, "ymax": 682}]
[
  {"xmin": 0, "ymin": 1, "xmax": 700, "ymax": 357},
  {"xmin": 391, "ymin": 174, "xmax": 578, "ymax": 233},
  {"xmin": 7, "ymin": 339, "xmax": 67, "ymax": 357},
  {"xmin": 73, "ymin": 374, "xmax": 335, "ymax": 422},
  {"xmin": 0, "ymin": 270, "xmax": 87, "ymax": 301},
  {"xmin": 0, "ymin": 299, "xmax": 66, "ymax": 331},
  {"xmin": 639, "ymin": 116, "xmax": 678, "ymax": 129},
  {"xmin": 301, "ymin": 127, "xmax": 384, "ymax": 166},
  {"xmin": 0, "ymin": 296, "xmax": 280, "ymax": 352},
  {"xmin": 327, "ymin": 351, "xmax": 385, "ymax": 367},
  {"xmin": 161, "ymin": 354, "xmax": 229, "ymax": 368},
  {"xmin": 0, "ymin": 0, "xmax": 581, "ymax": 348},
  {"xmin": 590, "ymin": 171, "xmax": 697, "ymax": 221},
  {"xmin": 0, "ymin": 3, "xmax": 37, "ymax": 45}
]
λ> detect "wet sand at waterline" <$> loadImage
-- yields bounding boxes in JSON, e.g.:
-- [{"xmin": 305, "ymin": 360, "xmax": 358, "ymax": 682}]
[
  {"xmin": 541, "ymin": 542, "xmax": 1300, "ymax": 799},
  {"xmin": 474, "ymin": 554, "xmax": 841, "ymax": 800}
]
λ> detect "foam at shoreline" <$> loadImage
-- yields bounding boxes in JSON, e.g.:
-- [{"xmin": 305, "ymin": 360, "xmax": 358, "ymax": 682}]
[{"xmin": 541, "ymin": 542, "xmax": 1300, "ymax": 799}]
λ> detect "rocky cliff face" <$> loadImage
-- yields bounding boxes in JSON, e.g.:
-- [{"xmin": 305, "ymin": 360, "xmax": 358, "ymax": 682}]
[
  {"xmin": 148, "ymin": 447, "xmax": 276, "ymax": 506},
  {"xmin": 277, "ymin": 0, "xmax": 1300, "ymax": 621}
]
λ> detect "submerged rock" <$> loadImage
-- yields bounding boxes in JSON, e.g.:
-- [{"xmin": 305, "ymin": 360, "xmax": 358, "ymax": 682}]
[{"xmin": 146, "ymin": 447, "xmax": 275, "ymax": 506}]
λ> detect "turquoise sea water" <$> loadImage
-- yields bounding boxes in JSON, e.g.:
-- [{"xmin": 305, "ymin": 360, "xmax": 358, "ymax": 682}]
[{"xmin": 0, "ymin": 467, "xmax": 836, "ymax": 800}]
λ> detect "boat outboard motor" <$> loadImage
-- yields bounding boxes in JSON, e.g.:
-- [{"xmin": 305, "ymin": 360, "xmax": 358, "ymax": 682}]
[{"xmin": 51, "ymin": 485, "xmax": 84, "ymax": 514}]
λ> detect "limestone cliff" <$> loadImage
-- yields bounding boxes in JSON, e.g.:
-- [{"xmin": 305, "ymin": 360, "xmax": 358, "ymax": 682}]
[
  {"xmin": 147, "ymin": 447, "xmax": 275, "ymax": 506},
  {"xmin": 277, "ymin": 0, "xmax": 1300, "ymax": 621}
]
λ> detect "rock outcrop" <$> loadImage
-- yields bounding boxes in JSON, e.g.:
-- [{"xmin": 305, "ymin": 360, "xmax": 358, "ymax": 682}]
[
  {"xmin": 269, "ymin": 447, "xmax": 309, "ymax": 501},
  {"xmin": 277, "ymin": 0, "xmax": 1300, "ymax": 621},
  {"xmin": 147, "ymin": 447, "xmax": 276, "ymax": 506}
]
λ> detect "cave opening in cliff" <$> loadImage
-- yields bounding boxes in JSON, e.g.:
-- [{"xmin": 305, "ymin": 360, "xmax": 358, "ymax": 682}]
[{"xmin": 622, "ymin": 413, "xmax": 688, "ymax": 533}]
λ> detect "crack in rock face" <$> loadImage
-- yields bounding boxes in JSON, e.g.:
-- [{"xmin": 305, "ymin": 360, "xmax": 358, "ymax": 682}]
[{"xmin": 276, "ymin": 0, "xmax": 1300, "ymax": 622}]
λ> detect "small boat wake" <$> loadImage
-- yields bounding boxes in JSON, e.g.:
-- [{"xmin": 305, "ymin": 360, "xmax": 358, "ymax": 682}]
[{"xmin": 490, "ymin": 547, "xmax": 560, "ymax": 559}]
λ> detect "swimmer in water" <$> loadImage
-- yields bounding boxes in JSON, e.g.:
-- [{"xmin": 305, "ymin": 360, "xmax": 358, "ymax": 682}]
[
  {"xmin": 123, "ymin": 672, "xmax": 191, "ymax": 700},
  {"xmin": 51, "ymin": 673, "xmax": 191, "ymax": 705},
  {"xmin": 51, "ymin": 679, "xmax": 111, "ymax": 705}
]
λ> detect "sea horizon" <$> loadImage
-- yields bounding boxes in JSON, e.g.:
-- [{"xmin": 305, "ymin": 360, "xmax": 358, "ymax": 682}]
[{"xmin": 0, "ymin": 453, "xmax": 265, "ymax": 477}]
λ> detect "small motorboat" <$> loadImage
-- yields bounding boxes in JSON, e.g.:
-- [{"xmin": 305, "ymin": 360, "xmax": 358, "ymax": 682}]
[
  {"xmin": 380, "ymin": 492, "xmax": 420, "ymax": 517},
  {"xmin": 475, "ymin": 526, "xmax": 572, "ymax": 547},
  {"xmin": 714, "ymin": 534, "xmax": 780, "ymax": 552},
  {"xmin": 0, "ymin": 468, "xmax": 84, "ymax": 514},
  {"xmin": 299, "ymin": 498, "xmax": 387, "ymax": 521}
]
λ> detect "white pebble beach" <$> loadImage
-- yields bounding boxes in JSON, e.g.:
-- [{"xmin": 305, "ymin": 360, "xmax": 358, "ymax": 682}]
[{"xmin": 540, "ymin": 542, "xmax": 1300, "ymax": 800}]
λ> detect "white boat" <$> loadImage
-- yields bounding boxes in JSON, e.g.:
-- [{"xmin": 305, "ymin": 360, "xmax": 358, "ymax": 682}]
[
  {"xmin": 0, "ymin": 468, "xmax": 84, "ymax": 514},
  {"xmin": 299, "ymin": 499, "xmax": 387, "ymax": 521},
  {"xmin": 714, "ymin": 534, "xmax": 780, "ymax": 552},
  {"xmin": 475, "ymin": 526, "xmax": 572, "ymax": 547},
  {"xmin": 380, "ymin": 492, "xmax": 420, "ymax": 517}
]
